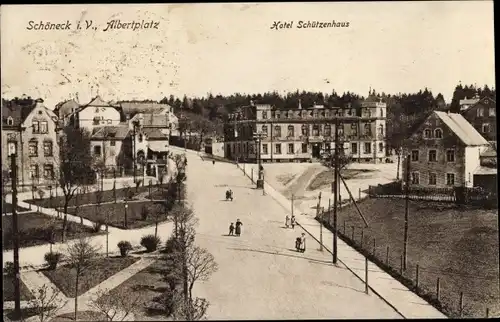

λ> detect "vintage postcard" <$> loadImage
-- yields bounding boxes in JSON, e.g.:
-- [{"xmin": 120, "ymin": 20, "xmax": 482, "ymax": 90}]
[{"xmin": 1, "ymin": 2, "xmax": 497, "ymax": 321}]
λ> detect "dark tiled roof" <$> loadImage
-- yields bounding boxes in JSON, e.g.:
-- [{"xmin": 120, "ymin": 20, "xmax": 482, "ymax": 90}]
[
  {"xmin": 2, "ymin": 98, "xmax": 39, "ymax": 127},
  {"xmin": 91, "ymin": 125, "xmax": 130, "ymax": 140},
  {"xmin": 142, "ymin": 128, "xmax": 169, "ymax": 139}
]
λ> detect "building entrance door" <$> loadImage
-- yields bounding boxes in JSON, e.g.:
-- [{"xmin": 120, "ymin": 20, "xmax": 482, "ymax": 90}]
[{"xmin": 312, "ymin": 144, "xmax": 321, "ymax": 158}]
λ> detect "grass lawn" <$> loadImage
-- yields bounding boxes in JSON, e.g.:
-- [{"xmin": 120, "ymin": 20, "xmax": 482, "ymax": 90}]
[
  {"xmin": 104, "ymin": 260, "xmax": 169, "ymax": 320},
  {"xmin": 66, "ymin": 201, "xmax": 172, "ymax": 229},
  {"xmin": 307, "ymin": 168, "xmax": 377, "ymax": 191},
  {"xmin": 42, "ymin": 256, "xmax": 140, "ymax": 298},
  {"xmin": 51, "ymin": 311, "xmax": 108, "ymax": 322},
  {"xmin": 3, "ymin": 275, "xmax": 34, "ymax": 301},
  {"xmin": 2, "ymin": 212, "xmax": 101, "ymax": 250},
  {"xmin": 276, "ymin": 174, "xmax": 297, "ymax": 186},
  {"xmin": 2, "ymin": 203, "xmax": 30, "ymax": 213},
  {"xmin": 330, "ymin": 198, "xmax": 499, "ymax": 318},
  {"xmin": 26, "ymin": 184, "xmax": 169, "ymax": 208}
]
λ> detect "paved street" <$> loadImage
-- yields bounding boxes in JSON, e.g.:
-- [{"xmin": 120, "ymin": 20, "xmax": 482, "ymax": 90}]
[{"xmin": 176, "ymin": 147, "xmax": 402, "ymax": 319}]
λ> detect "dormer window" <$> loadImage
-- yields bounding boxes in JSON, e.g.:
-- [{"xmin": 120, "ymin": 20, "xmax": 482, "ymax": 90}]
[
  {"xmin": 7, "ymin": 117, "xmax": 13, "ymax": 125},
  {"xmin": 434, "ymin": 128, "xmax": 443, "ymax": 139},
  {"xmin": 424, "ymin": 129, "xmax": 432, "ymax": 138}
]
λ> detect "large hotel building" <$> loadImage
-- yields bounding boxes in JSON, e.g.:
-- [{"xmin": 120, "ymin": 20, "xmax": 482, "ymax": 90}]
[{"xmin": 223, "ymin": 99, "xmax": 387, "ymax": 163}]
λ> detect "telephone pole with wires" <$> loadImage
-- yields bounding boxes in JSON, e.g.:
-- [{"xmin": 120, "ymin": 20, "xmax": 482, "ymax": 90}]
[{"xmin": 10, "ymin": 154, "xmax": 22, "ymax": 319}]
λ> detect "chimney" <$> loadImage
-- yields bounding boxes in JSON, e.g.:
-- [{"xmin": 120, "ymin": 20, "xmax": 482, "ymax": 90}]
[{"xmin": 298, "ymin": 99, "xmax": 302, "ymax": 110}]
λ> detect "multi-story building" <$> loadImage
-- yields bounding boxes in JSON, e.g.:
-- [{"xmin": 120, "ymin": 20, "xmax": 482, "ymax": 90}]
[
  {"xmin": 223, "ymin": 99, "xmax": 387, "ymax": 163},
  {"xmin": 2, "ymin": 97, "xmax": 60, "ymax": 187},
  {"xmin": 460, "ymin": 96, "xmax": 496, "ymax": 142},
  {"xmin": 402, "ymin": 111, "xmax": 489, "ymax": 188},
  {"xmin": 90, "ymin": 124, "xmax": 132, "ymax": 170},
  {"xmin": 72, "ymin": 96, "xmax": 122, "ymax": 132},
  {"xmin": 53, "ymin": 98, "xmax": 80, "ymax": 127}
]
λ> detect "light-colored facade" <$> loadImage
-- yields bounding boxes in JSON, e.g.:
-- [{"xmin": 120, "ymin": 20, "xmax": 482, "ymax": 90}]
[
  {"xmin": 90, "ymin": 125, "xmax": 132, "ymax": 170},
  {"xmin": 76, "ymin": 96, "xmax": 121, "ymax": 132},
  {"xmin": 2, "ymin": 98, "xmax": 60, "ymax": 187},
  {"xmin": 403, "ymin": 111, "xmax": 489, "ymax": 188},
  {"xmin": 223, "ymin": 100, "xmax": 387, "ymax": 163}
]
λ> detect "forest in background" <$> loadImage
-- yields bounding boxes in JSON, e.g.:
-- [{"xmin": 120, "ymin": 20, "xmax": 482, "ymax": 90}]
[{"xmin": 158, "ymin": 83, "xmax": 496, "ymax": 149}]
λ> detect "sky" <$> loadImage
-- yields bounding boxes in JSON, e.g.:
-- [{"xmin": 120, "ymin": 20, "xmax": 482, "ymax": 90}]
[{"xmin": 1, "ymin": 2, "xmax": 495, "ymax": 109}]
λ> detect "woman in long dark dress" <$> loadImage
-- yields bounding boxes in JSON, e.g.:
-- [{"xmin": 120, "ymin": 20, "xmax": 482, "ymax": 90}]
[{"xmin": 235, "ymin": 219, "xmax": 243, "ymax": 236}]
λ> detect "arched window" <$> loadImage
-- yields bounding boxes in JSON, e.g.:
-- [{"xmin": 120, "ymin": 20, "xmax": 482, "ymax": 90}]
[
  {"xmin": 312, "ymin": 125, "xmax": 320, "ymax": 136},
  {"xmin": 287, "ymin": 125, "xmax": 294, "ymax": 137},
  {"xmin": 261, "ymin": 125, "xmax": 268, "ymax": 135},
  {"xmin": 424, "ymin": 129, "xmax": 432, "ymax": 138},
  {"xmin": 434, "ymin": 128, "xmax": 442, "ymax": 139},
  {"xmin": 274, "ymin": 125, "xmax": 281, "ymax": 137},
  {"xmin": 324, "ymin": 124, "xmax": 332, "ymax": 137},
  {"xmin": 7, "ymin": 117, "xmax": 14, "ymax": 126},
  {"xmin": 378, "ymin": 124, "xmax": 384, "ymax": 135},
  {"xmin": 138, "ymin": 134, "xmax": 144, "ymax": 142},
  {"xmin": 364, "ymin": 124, "xmax": 372, "ymax": 135}
]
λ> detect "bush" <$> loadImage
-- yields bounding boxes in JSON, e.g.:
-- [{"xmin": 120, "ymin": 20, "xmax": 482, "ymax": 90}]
[
  {"xmin": 92, "ymin": 219, "xmax": 105, "ymax": 233},
  {"xmin": 117, "ymin": 241, "xmax": 133, "ymax": 257},
  {"xmin": 141, "ymin": 206, "xmax": 149, "ymax": 221},
  {"xmin": 44, "ymin": 252, "xmax": 62, "ymax": 270},
  {"xmin": 4, "ymin": 261, "xmax": 15, "ymax": 276},
  {"xmin": 140, "ymin": 234, "xmax": 161, "ymax": 252}
]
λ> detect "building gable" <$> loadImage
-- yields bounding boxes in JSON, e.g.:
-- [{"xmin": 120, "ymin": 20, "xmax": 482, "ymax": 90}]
[{"xmin": 461, "ymin": 96, "xmax": 496, "ymax": 116}]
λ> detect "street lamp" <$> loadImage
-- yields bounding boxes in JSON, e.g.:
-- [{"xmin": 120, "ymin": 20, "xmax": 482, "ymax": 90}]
[
  {"xmin": 124, "ymin": 201, "xmax": 129, "ymax": 229},
  {"xmin": 253, "ymin": 132, "xmax": 267, "ymax": 189}
]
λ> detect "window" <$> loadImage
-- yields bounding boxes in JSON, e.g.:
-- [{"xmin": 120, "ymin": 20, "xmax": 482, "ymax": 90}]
[
  {"xmin": 276, "ymin": 112, "xmax": 281, "ymax": 119},
  {"xmin": 275, "ymin": 143, "xmax": 281, "ymax": 154},
  {"xmin": 489, "ymin": 108, "xmax": 495, "ymax": 116},
  {"xmin": 43, "ymin": 164, "xmax": 54, "ymax": 179},
  {"xmin": 411, "ymin": 172, "xmax": 420, "ymax": 184},
  {"xmin": 262, "ymin": 125, "xmax": 268, "ymax": 135},
  {"xmin": 364, "ymin": 142, "xmax": 371, "ymax": 154},
  {"xmin": 107, "ymin": 120, "xmax": 112, "ymax": 124},
  {"xmin": 274, "ymin": 125, "xmax": 281, "ymax": 137},
  {"xmin": 338, "ymin": 124, "xmax": 344, "ymax": 136},
  {"xmin": 29, "ymin": 164, "xmax": 39, "ymax": 180},
  {"xmin": 411, "ymin": 150, "xmax": 419, "ymax": 162},
  {"xmin": 29, "ymin": 140, "xmax": 38, "ymax": 157},
  {"xmin": 95, "ymin": 107, "xmax": 100, "ymax": 113},
  {"xmin": 287, "ymin": 125, "xmax": 294, "ymax": 137},
  {"xmin": 301, "ymin": 125, "xmax": 309, "ymax": 136},
  {"xmin": 302, "ymin": 143, "xmax": 308, "ymax": 153},
  {"xmin": 43, "ymin": 141, "xmax": 53, "ymax": 157},
  {"xmin": 482, "ymin": 123, "xmax": 490, "ymax": 133},
  {"xmin": 94, "ymin": 145, "xmax": 102, "ymax": 156},
  {"xmin": 312, "ymin": 125, "xmax": 319, "ymax": 136},
  {"xmin": 288, "ymin": 143, "xmax": 294, "ymax": 154},
  {"xmin": 424, "ymin": 129, "xmax": 432, "ymax": 138},
  {"xmin": 351, "ymin": 143, "xmax": 358, "ymax": 154},
  {"xmin": 476, "ymin": 108, "xmax": 484, "ymax": 117},
  {"xmin": 446, "ymin": 173, "xmax": 455, "ymax": 186},
  {"xmin": 364, "ymin": 124, "xmax": 371, "ymax": 136},
  {"xmin": 434, "ymin": 128, "xmax": 442, "ymax": 139},
  {"xmin": 8, "ymin": 142, "xmax": 16, "ymax": 156},
  {"xmin": 324, "ymin": 125, "xmax": 331, "ymax": 137},
  {"xmin": 428, "ymin": 150, "xmax": 437, "ymax": 162},
  {"xmin": 7, "ymin": 117, "xmax": 13, "ymax": 125},
  {"xmin": 110, "ymin": 140, "xmax": 116, "ymax": 147},
  {"xmin": 40, "ymin": 121, "xmax": 48, "ymax": 133},
  {"xmin": 262, "ymin": 144, "xmax": 268, "ymax": 155},
  {"xmin": 351, "ymin": 123, "xmax": 358, "ymax": 136},
  {"xmin": 380, "ymin": 108, "xmax": 384, "ymax": 118},
  {"xmin": 93, "ymin": 117, "xmax": 100, "ymax": 125},
  {"xmin": 32, "ymin": 121, "xmax": 40, "ymax": 133},
  {"xmin": 262, "ymin": 111, "xmax": 268, "ymax": 119},
  {"xmin": 138, "ymin": 134, "xmax": 144, "ymax": 142},
  {"xmin": 428, "ymin": 173, "xmax": 437, "ymax": 185},
  {"xmin": 378, "ymin": 143, "xmax": 384, "ymax": 153},
  {"xmin": 446, "ymin": 149, "xmax": 455, "ymax": 162}
]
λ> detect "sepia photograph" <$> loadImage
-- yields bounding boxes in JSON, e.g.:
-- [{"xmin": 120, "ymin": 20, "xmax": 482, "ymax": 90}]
[{"xmin": 1, "ymin": 1, "xmax": 498, "ymax": 320}]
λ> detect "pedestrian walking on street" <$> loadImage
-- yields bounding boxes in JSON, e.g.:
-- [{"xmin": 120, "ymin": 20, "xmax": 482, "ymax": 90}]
[
  {"xmin": 229, "ymin": 189, "xmax": 234, "ymax": 201},
  {"xmin": 213, "ymin": 160, "xmax": 215, "ymax": 165},
  {"xmin": 229, "ymin": 222, "xmax": 235, "ymax": 236},
  {"xmin": 300, "ymin": 233, "xmax": 306, "ymax": 253},
  {"xmin": 290, "ymin": 215, "xmax": 296, "ymax": 229},
  {"xmin": 285, "ymin": 215, "xmax": 290, "ymax": 228},
  {"xmin": 295, "ymin": 236, "xmax": 302, "ymax": 251},
  {"xmin": 235, "ymin": 219, "xmax": 243, "ymax": 236}
]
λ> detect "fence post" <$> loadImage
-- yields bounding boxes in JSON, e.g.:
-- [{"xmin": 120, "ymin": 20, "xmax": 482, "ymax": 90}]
[
  {"xmin": 486, "ymin": 308, "xmax": 489, "ymax": 318},
  {"xmin": 416, "ymin": 264, "xmax": 419, "ymax": 289},
  {"xmin": 386, "ymin": 246, "xmax": 389, "ymax": 265},
  {"xmin": 436, "ymin": 277, "xmax": 441, "ymax": 301},
  {"xmin": 365, "ymin": 256, "xmax": 369, "ymax": 294},
  {"xmin": 360, "ymin": 229, "xmax": 364, "ymax": 248},
  {"xmin": 373, "ymin": 238, "xmax": 376, "ymax": 255},
  {"xmin": 351, "ymin": 226, "xmax": 355, "ymax": 241},
  {"xmin": 343, "ymin": 221, "xmax": 346, "ymax": 235},
  {"xmin": 400, "ymin": 255, "xmax": 403, "ymax": 275},
  {"xmin": 359, "ymin": 187, "xmax": 361, "ymax": 200},
  {"xmin": 251, "ymin": 168, "xmax": 254, "ymax": 183},
  {"xmin": 459, "ymin": 292, "xmax": 464, "ymax": 317}
]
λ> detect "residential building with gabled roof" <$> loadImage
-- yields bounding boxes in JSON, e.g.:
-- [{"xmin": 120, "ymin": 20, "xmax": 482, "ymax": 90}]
[
  {"xmin": 460, "ymin": 96, "xmax": 496, "ymax": 142},
  {"xmin": 73, "ymin": 96, "xmax": 122, "ymax": 132},
  {"xmin": 402, "ymin": 111, "xmax": 489, "ymax": 188}
]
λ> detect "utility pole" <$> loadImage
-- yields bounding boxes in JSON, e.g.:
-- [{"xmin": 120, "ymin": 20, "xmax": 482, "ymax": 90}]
[
  {"xmin": 403, "ymin": 154, "xmax": 410, "ymax": 271},
  {"xmin": 396, "ymin": 147, "xmax": 402, "ymax": 180},
  {"xmin": 253, "ymin": 132, "xmax": 266, "ymax": 189},
  {"xmin": 10, "ymin": 154, "xmax": 21, "ymax": 319},
  {"xmin": 332, "ymin": 117, "xmax": 340, "ymax": 264},
  {"xmin": 132, "ymin": 122, "xmax": 137, "ymax": 183}
]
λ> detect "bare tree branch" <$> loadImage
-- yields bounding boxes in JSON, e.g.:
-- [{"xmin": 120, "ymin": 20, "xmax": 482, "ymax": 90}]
[{"xmin": 27, "ymin": 284, "xmax": 68, "ymax": 322}]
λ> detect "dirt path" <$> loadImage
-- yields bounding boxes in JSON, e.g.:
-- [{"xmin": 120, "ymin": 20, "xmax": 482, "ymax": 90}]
[{"xmin": 282, "ymin": 165, "xmax": 325, "ymax": 199}]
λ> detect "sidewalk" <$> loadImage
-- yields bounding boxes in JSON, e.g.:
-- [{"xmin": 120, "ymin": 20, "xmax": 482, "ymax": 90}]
[{"xmin": 237, "ymin": 163, "xmax": 448, "ymax": 319}]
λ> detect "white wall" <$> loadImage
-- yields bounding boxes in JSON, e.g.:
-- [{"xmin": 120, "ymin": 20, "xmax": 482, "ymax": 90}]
[
  {"xmin": 464, "ymin": 146, "xmax": 488, "ymax": 187},
  {"xmin": 78, "ymin": 106, "xmax": 121, "ymax": 132}
]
